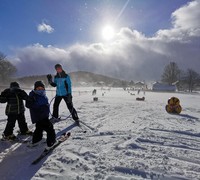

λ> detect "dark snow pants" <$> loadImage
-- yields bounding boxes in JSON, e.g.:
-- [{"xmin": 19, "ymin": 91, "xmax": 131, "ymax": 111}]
[
  {"xmin": 52, "ymin": 96, "xmax": 79, "ymax": 120},
  {"xmin": 32, "ymin": 118, "xmax": 56, "ymax": 147},
  {"xmin": 4, "ymin": 113, "xmax": 28, "ymax": 136}
]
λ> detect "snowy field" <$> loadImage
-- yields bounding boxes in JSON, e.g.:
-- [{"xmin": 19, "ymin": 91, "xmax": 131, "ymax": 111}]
[{"xmin": 0, "ymin": 87, "xmax": 200, "ymax": 180}]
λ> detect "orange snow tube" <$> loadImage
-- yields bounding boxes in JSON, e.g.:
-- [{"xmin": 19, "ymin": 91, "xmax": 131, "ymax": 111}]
[{"xmin": 166, "ymin": 97, "xmax": 182, "ymax": 114}]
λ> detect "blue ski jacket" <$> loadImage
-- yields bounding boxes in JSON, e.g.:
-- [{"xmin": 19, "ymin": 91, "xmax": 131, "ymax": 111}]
[{"xmin": 50, "ymin": 71, "xmax": 72, "ymax": 96}]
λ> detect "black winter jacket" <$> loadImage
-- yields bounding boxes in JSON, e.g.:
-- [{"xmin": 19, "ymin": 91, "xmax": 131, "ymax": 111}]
[{"xmin": 0, "ymin": 88, "xmax": 30, "ymax": 115}]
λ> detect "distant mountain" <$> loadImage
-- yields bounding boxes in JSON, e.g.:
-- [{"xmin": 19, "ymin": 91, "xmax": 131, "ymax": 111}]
[{"xmin": 17, "ymin": 71, "xmax": 128, "ymax": 87}]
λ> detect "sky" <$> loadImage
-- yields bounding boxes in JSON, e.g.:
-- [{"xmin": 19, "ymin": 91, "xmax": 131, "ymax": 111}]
[{"xmin": 0, "ymin": 0, "xmax": 200, "ymax": 81}]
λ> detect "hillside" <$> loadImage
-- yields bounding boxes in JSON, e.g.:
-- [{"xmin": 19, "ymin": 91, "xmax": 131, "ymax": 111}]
[
  {"xmin": 70, "ymin": 71, "xmax": 127, "ymax": 87},
  {"xmin": 16, "ymin": 71, "xmax": 127, "ymax": 88}
]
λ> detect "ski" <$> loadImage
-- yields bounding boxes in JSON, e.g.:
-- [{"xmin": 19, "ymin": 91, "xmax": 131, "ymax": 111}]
[
  {"xmin": 78, "ymin": 119, "xmax": 96, "ymax": 132},
  {"xmin": 17, "ymin": 130, "xmax": 33, "ymax": 136},
  {"xmin": 74, "ymin": 121, "xmax": 87, "ymax": 133},
  {"xmin": 27, "ymin": 138, "xmax": 47, "ymax": 148},
  {"xmin": 68, "ymin": 119, "xmax": 87, "ymax": 133},
  {"xmin": 1, "ymin": 136, "xmax": 31, "ymax": 144},
  {"xmin": 31, "ymin": 132, "xmax": 71, "ymax": 165}
]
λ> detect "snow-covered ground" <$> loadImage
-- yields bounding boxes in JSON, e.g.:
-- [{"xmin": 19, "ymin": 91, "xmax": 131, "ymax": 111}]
[{"xmin": 0, "ymin": 87, "xmax": 200, "ymax": 180}]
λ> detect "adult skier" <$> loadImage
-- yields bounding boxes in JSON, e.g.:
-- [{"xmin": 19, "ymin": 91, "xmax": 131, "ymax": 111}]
[{"xmin": 47, "ymin": 64, "xmax": 79, "ymax": 124}]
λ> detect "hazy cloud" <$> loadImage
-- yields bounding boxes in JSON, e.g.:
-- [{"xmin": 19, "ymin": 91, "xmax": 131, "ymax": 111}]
[
  {"xmin": 37, "ymin": 22, "xmax": 54, "ymax": 33},
  {"xmin": 12, "ymin": 0, "xmax": 200, "ymax": 81}
]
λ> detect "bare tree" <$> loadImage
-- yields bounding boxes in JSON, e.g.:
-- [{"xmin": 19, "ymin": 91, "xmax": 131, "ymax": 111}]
[
  {"xmin": 185, "ymin": 69, "xmax": 199, "ymax": 92},
  {"xmin": 161, "ymin": 62, "xmax": 181, "ymax": 85},
  {"xmin": 0, "ymin": 52, "xmax": 17, "ymax": 83}
]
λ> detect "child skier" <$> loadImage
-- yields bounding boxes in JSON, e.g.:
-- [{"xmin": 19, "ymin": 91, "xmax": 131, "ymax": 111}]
[
  {"xmin": 47, "ymin": 64, "xmax": 79, "ymax": 124},
  {"xmin": 26, "ymin": 81, "xmax": 56, "ymax": 148},
  {"xmin": 0, "ymin": 82, "xmax": 32, "ymax": 140}
]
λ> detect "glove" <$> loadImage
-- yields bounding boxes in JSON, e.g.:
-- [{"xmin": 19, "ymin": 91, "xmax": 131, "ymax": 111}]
[{"xmin": 47, "ymin": 74, "xmax": 52, "ymax": 82}]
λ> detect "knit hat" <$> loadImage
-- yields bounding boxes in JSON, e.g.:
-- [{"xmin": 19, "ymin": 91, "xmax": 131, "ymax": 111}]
[
  {"xmin": 10, "ymin": 82, "xmax": 20, "ymax": 88},
  {"xmin": 34, "ymin": 81, "xmax": 45, "ymax": 90},
  {"xmin": 55, "ymin": 64, "xmax": 62, "ymax": 69}
]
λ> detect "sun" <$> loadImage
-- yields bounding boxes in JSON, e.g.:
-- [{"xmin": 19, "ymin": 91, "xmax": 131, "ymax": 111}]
[{"xmin": 102, "ymin": 25, "xmax": 115, "ymax": 41}]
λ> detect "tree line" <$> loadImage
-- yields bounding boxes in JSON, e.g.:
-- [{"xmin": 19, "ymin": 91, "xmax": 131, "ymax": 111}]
[{"xmin": 161, "ymin": 62, "xmax": 200, "ymax": 92}]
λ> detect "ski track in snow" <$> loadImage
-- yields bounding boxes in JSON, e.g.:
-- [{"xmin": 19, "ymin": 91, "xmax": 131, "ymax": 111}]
[{"xmin": 0, "ymin": 87, "xmax": 200, "ymax": 180}]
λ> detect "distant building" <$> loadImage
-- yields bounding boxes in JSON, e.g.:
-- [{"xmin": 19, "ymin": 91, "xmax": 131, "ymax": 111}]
[
  {"xmin": 96, "ymin": 81, "xmax": 105, "ymax": 86},
  {"xmin": 152, "ymin": 82, "xmax": 176, "ymax": 92},
  {"xmin": 135, "ymin": 81, "xmax": 145, "ymax": 89}
]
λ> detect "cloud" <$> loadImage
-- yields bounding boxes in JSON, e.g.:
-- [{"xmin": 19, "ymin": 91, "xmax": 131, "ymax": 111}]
[
  {"xmin": 172, "ymin": 0, "xmax": 200, "ymax": 31},
  {"xmin": 156, "ymin": 0, "xmax": 200, "ymax": 40},
  {"xmin": 12, "ymin": 0, "xmax": 200, "ymax": 81},
  {"xmin": 37, "ymin": 22, "xmax": 54, "ymax": 33}
]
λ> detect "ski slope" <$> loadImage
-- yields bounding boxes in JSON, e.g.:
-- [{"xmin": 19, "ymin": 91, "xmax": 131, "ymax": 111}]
[{"xmin": 0, "ymin": 87, "xmax": 200, "ymax": 180}]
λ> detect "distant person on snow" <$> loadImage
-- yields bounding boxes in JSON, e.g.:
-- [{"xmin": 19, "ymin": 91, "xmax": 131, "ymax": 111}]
[
  {"xmin": 26, "ymin": 81, "xmax": 56, "ymax": 148},
  {"xmin": 0, "ymin": 82, "xmax": 32, "ymax": 140},
  {"xmin": 47, "ymin": 64, "xmax": 79, "ymax": 124}
]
